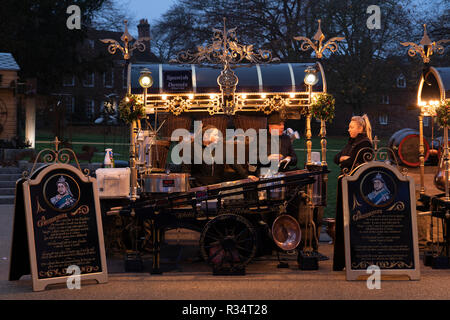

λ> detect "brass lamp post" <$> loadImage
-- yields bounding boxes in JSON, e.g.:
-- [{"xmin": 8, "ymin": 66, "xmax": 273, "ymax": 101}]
[
  {"xmin": 418, "ymin": 101, "xmax": 439, "ymax": 194},
  {"xmin": 100, "ymin": 20, "xmax": 146, "ymax": 201},
  {"xmin": 293, "ymin": 19, "xmax": 343, "ymax": 260},
  {"xmin": 303, "ymin": 65, "xmax": 319, "ymax": 166},
  {"xmin": 294, "ymin": 19, "xmax": 343, "ymax": 167},
  {"xmin": 401, "ymin": 24, "xmax": 449, "ymax": 196},
  {"xmin": 138, "ymin": 68, "xmax": 154, "ymax": 172}
]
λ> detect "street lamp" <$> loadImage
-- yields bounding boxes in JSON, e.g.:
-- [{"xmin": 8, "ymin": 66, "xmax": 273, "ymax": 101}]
[
  {"xmin": 100, "ymin": 20, "xmax": 147, "ymax": 201},
  {"xmin": 139, "ymin": 68, "xmax": 153, "ymax": 112},
  {"xmin": 304, "ymin": 65, "xmax": 319, "ymax": 166},
  {"xmin": 139, "ymin": 68, "xmax": 153, "ymax": 88},
  {"xmin": 401, "ymin": 24, "xmax": 449, "ymax": 196},
  {"xmin": 304, "ymin": 66, "xmax": 319, "ymax": 86}
]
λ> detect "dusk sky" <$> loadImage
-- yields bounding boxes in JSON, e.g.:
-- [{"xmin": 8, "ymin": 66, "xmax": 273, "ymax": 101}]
[{"xmin": 128, "ymin": 0, "xmax": 178, "ymax": 25}]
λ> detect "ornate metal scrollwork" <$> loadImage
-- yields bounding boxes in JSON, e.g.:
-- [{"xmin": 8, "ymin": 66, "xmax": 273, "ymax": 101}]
[
  {"xmin": 170, "ymin": 18, "xmax": 280, "ymax": 115},
  {"xmin": 100, "ymin": 20, "xmax": 146, "ymax": 60},
  {"xmin": 22, "ymin": 137, "xmax": 90, "ymax": 179},
  {"xmin": 294, "ymin": 20, "xmax": 344, "ymax": 59},
  {"xmin": 400, "ymin": 24, "xmax": 449, "ymax": 64},
  {"xmin": 170, "ymin": 18, "xmax": 278, "ymax": 65},
  {"xmin": 343, "ymin": 147, "xmax": 407, "ymax": 176},
  {"xmin": 258, "ymin": 95, "xmax": 287, "ymax": 115},
  {"xmin": 206, "ymin": 96, "xmax": 222, "ymax": 115},
  {"xmin": 165, "ymin": 96, "xmax": 191, "ymax": 116}
]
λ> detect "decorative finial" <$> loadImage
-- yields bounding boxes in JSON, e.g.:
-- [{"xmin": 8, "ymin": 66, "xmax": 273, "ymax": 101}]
[
  {"xmin": 52, "ymin": 136, "xmax": 61, "ymax": 152},
  {"xmin": 420, "ymin": 24, "xmax": 432, "ymax": 46},
  {"xmin": 313, "ymin": 20, "xmax": 324, "ymax": 41},
  {"xmin": 294, "ymin": 19, "xmax": 344, "ymax": 59}
]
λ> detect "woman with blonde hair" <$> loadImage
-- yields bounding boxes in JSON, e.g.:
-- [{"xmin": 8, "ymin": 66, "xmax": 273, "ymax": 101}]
[
  {"xmin": 333, "ymin": 114, "xmax": 373, "ymax": 172},
  {"xmin": 333, "ymin": 114, "xmax": 374, "ymax": 271}
]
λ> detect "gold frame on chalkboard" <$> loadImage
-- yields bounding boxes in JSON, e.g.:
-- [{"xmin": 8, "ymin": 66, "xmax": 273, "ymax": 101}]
[
  {"xmin": 341, "ymin": 161, "xmax": 420, "ymax": 281},
  {"xmin": 22, "ymin": 163, "xmax": 108, "ymax": 291}
]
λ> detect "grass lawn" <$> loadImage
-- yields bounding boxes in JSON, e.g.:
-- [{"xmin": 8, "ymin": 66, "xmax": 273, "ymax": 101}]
[
  {"xmin": 292, "ymin": 135, "xmax": 389, "ymax": 218},
  {"xmin": 34, "ymin": 128, "xmax": 389, "ymax": 219}
]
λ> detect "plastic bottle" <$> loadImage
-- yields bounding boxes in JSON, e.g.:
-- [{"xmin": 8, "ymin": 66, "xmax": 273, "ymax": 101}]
[{"xmin": 104, "ymin": 148, "xmax": 114, "ymax": 168}]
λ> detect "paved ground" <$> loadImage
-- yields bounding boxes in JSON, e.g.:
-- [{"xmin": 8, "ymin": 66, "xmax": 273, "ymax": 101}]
[{"xmin": 1, "ymin": 201, "xmax": 450, "ymax": 301}]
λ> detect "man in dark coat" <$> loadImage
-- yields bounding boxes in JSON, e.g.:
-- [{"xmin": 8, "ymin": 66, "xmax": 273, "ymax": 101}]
[
  {"xmin": 184, "ymin": 124, "xmax": 257, "ymax": 187},
  {"xmin": 258, "ymin": 112, "xmax": 297, "ymax": 176}
]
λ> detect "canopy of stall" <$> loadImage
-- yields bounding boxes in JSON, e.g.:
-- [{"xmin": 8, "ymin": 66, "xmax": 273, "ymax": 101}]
[
  {"xmin": 130, "ymin": 63, "xmax": 324, "ymax": 94},
  {"xmin": 436, "ymin": 67, "xmax": 450, "ymax": 98},
  {"xmin": 418, "ymin": 67, "xmax": 450, "ymax": 103}
]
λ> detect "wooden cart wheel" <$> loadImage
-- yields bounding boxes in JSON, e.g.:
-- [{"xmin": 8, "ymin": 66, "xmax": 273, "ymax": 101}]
[{"xmin": 199, "ymin": 213, "xmax": 257, "ymax": 268}]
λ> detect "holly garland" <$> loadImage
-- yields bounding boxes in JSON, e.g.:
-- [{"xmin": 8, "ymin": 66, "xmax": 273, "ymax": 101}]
[
  {"xmin": 310, "ymin": 92, "xmax": 335, "ymax": 123},
  {"xmin": 436, "ymin": 100, "xmax": 450, "ymax": 127},
  {"xmin": 119, "ymin": 94, "xmax": 145, "ymax": 124}
]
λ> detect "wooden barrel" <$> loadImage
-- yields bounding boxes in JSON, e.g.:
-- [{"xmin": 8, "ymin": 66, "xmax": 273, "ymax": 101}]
[{"xmin": 388, "ymin": 128, "xmax": 430, "ymax": 167}]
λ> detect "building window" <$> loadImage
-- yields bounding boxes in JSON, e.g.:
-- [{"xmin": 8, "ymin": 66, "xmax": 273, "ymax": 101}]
[
  {"xmin": 380, "ymin": 95, "xmax": 389, "ymax": 104},
  {"xmin": 397, "ymin": 74, "xmax": 406, "ymax": 88},
  {"xmin": 423, "ymin": 117, "xmax": 430, "ymax": 127},
  {"xmin": 83, "ymin": 72, "xmax": 94, "ymax": 87},
  {"xmin": 104, "ymin": 69, "xmax": 114, "ymax": 88},
  {"xmin": 86, "ymin": 39, "xmax": 95, "ymax": 49},
  {"xmin": 63, "ymin": 74, "xmax": 75, "ymax": 87},
  {"xmin": 64, "ymin": 95, "xmax": 75, "ymax": 113},
  {"xmin": 86, "ymin": 99, "xmax": 95, "ymax": 119},
  {"xmin": 379, "ymin": 114, "xmax": 388, "ymax": 125}
]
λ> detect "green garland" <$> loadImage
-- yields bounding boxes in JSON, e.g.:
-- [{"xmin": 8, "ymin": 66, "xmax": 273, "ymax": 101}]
[
  {"xmin": 119, "ymin": 94, "xmax": 145, "ymax": 124},
  {"xmin": 436, "ymin": 100, "xmax": 450, "ymax": 127},
  {"xmin": 310, "ymin": 93, "xmax": 335, "ymax": 123}
]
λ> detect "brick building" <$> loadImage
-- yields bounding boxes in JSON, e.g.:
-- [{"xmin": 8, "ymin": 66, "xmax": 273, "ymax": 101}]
[
  {"xmin": 51, "ymin": 19, "xmax": 159, "ymax": 125},
  {"xmin": 326, "ymin": 72, "xmax": 425, "ymax": 138},
  {"xmin": 0, "ymin": 53, "xmax": 20, "ymax": 140}
]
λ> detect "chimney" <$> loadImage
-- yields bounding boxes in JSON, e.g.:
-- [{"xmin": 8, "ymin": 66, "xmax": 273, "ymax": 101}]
[{"xmin": 137, "ymin": 19, "xmax": 151, "ymax": 52}]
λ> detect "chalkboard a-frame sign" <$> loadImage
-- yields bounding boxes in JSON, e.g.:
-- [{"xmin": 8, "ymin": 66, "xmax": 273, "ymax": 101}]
[
  {"xmin": 342, "ymin": 161, "xmax": 420, "ymax": 281},
  {"xmin": 9, "ymin": 163, "xmax": 108, "ymax": 291}
]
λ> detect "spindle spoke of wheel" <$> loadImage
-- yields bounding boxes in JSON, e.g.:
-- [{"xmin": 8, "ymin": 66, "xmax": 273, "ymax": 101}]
[
  {"xmin": 235, "ymin": 244, "xmax": 254, "ymax": 253},
  {"xmin": 207, "ymin": 247, "xmax": 223, "ymax": 263},
  {"xmin": 234, "ymin": 228, "xmax": 248, "ymax": 241},
  {"xmin": 203, "ymin": 241, "xmax": 220, "ymax": 249},
  {"xmin": 211, "ymin": 224, "xmax": 225, "ymax": 238},
  {"xmin": 204, "ymin": 233, "xmax": 221, "ymax": 242},
  {"xmin": 236, "ymin": 237, "xmax": 253, "ymax": 245}
]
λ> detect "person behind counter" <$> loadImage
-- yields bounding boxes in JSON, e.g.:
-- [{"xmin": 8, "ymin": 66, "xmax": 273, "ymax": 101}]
[
  {"xmin": 257, "ymin": 112, "xmax": 298, "ymax": 176},
  {"xmin": 184, "ymin": 124, "xmax": 258, "ymax": 187},
  {"xmin": 333, "ymin": 114, "xmax": 374, "ymax": 271}
]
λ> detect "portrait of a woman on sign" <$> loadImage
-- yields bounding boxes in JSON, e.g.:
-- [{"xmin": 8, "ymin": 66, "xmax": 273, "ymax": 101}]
[
  {"xmin": 360, "ymin": 171, "xmax": 396, "ymax": 207},
  {"xmin": 44, "ymin": 174, "xmax": 80, "ymax": 211}
]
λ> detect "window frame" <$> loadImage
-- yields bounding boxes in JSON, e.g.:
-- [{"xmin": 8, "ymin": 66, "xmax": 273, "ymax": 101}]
[
  {"xmin": 379, "ymin": 114, "xmax": 388, "ymax": 125},
  {"xmin": 83, "ymin": 72, "xmax": 95, "ymax": 87}
]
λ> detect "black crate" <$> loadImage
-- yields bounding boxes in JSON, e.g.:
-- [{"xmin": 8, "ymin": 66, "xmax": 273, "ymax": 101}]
[
  {"xmin": 432, "ymin": 256, "xmax": 450, "ymax": 269},
  {"xmin": 124, "ymin": 251, "xmax": 144, "ymax": 272},
  {"xmin": 423, "ymin": 251, "xmax": 434, "ymax": 266},
  {"xmin": 297, "ymin": 251, "xmax": 319, "ymax": 270}
]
